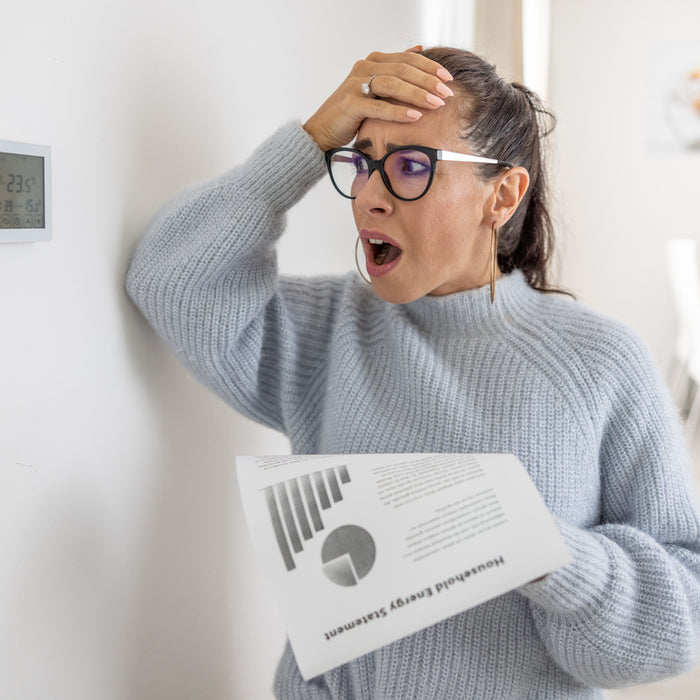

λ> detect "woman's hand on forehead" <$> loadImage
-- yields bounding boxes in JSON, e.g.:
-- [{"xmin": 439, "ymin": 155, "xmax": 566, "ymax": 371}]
[{"xmin": 304, "ymin": 48, "xmax": 455, "ymax": 152}]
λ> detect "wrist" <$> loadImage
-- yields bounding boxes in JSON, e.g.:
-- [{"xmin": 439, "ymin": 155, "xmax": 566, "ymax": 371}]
[{"xmin": 302, "ymin": 118, "xmax": 333, "ymax": 153}]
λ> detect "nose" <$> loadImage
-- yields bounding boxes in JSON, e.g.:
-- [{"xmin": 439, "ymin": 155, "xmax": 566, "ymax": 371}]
[{"xmin": 354, "ymin": 169, "xmax": 394, "ymax": 216}]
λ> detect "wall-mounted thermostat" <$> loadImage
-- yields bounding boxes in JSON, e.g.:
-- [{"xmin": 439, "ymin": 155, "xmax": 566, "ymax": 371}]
[{"xmin": 0, "ymin": 140, "xmax": 51, "ymax": 242}]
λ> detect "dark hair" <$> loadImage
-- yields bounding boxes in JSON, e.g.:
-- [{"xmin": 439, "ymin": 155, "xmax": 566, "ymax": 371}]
[{"xmin": 420, "ymin": 47, "xmax": 557, "ymax": 292}]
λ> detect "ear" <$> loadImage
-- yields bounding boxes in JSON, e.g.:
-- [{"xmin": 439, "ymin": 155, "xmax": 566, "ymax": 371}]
[{"xmin": 486, "ymin": 167, "xmax": 530, "ymax": 228}]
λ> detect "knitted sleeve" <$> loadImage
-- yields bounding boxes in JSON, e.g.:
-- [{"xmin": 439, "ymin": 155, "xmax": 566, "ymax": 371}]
[
  {"xmin": 520, "ymin": 324, "xmax": 700, "ymax": 688},
  {"xmin": 125, "ymin": 122, "xmax": 336, "ymax": 437}
]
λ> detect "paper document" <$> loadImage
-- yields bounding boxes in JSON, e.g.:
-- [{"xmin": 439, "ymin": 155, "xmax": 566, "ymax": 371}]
[{"xmin": 236, "ymin": 453, "xmax": 571, "ymax": 680}]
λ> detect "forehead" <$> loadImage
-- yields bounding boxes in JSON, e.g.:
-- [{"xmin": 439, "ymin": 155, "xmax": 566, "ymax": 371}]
[{"xmin": 355, "ymin": 99, "xmax": 464, "ymax": 153}]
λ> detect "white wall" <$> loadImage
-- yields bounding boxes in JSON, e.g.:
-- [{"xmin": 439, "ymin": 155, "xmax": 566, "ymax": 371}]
[
  {"xmin": 0, "ymin": 2, "xmax": 424, "ymax": 699},
  {"xmin": 549, "ymin": 0, "xmax": 700, "ymax": 369}
]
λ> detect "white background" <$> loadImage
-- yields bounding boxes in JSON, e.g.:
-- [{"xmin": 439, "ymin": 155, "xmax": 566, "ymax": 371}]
[{"xmin": 1, "ymin": 1, "xmax": 699, "ymax": 699}]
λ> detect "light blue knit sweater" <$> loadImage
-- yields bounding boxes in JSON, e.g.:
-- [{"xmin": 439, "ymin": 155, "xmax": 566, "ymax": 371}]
[{"xmin": 126, "ymin": 122, "xmax": 700, "ymax": 699}]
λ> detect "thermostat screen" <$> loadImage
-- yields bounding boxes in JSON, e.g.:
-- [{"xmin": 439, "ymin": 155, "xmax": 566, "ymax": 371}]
[{"xmin": 0, "ymin": 151, "xmax": 45, "ymax": 229}]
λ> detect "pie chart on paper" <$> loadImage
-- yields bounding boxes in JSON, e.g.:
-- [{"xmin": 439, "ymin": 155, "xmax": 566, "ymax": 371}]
[{"xmin": 321, "ymin": 525, "xmax": 376, "ymax": 587}]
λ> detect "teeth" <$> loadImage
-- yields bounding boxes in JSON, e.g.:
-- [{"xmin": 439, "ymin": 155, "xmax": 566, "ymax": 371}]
[{"xmin": 369, "ymin": 238, "xmax": 385, "ymax": 245}]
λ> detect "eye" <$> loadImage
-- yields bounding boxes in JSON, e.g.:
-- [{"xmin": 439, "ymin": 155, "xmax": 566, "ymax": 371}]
[
  {"xmin": 351, "ymin": 154, "xmax": 369, "ymax": 174},
  {"xmin": 396, "ymin": 154, "xmax": 430, "ymax": 176}
]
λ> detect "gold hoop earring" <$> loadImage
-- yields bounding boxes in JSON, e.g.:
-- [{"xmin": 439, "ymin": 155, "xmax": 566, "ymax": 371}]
[
  {"xmin": 490, "ymin": 222, "xmax": 499, "ymax": 304},
  {"xmin": 355, "ymin": 236, "xmax": 371, "ymax": 285}
]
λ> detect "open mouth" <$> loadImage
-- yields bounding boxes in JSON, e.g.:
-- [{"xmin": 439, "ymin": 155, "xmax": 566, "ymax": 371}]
[{"xmin": 367, "ymin": 238, "xmax": 402, "ymax": 266}]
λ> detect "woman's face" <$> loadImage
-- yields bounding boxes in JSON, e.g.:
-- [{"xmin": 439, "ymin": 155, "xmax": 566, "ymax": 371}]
[{"xmin": 352, "ymin": 101, "xmax": 498, "ymax": 305}]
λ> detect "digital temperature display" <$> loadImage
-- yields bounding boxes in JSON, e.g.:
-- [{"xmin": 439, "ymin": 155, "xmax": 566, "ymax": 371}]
[{"xmin": 0, "ymin": 141, "xmax": 51, "ymax": 242}]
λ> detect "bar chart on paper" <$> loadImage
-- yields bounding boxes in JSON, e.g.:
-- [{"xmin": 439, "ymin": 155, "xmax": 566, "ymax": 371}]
[{"xmin": 263, "ymin": 464, "xmax": 353, "ymax": 572}]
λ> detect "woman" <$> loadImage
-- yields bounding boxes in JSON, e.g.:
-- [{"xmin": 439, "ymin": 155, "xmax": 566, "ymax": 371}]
[{"xmin": 127, "ymin": 47, "xmax": 700, "ymax": 698}]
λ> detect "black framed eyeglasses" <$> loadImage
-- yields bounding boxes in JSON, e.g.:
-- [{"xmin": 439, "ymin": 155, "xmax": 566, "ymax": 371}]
[{"xmin": 325, "ymin": 145, "xmax": 512, "ymax": 202}]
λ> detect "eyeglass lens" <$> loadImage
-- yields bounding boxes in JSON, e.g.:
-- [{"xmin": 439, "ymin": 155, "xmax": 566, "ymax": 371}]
[{"xmin": 329, "ymin": 149, "xmax": 433, "ymax": 200}]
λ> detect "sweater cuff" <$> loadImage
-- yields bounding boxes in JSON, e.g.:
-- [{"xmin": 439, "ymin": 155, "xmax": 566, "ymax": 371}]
[
  {"xmin": 519, "ymin": 520, "xmax": 612, "ymax": 616},
  {"xmin": 237, "ymin": 121, "xmax": 327, "ymax": 212}
]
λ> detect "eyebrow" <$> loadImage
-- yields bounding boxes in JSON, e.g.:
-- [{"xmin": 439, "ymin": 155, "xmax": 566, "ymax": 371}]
[{"xmin": 353, "ymin": 137, "xmax": 372, "ymax": 151}]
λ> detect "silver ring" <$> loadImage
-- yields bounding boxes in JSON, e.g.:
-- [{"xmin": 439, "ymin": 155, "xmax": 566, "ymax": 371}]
[{"xmin": 361, "ymin": 74, "xmax": 378, "ymax": 98}]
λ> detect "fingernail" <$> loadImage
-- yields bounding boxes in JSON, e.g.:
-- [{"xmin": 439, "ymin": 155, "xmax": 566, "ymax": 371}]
[
  {"xmin": 426, "ymin": 93, "xmax": 445, "ymax": 107},
  {"xmin": 406, "ymin": 109, "xmax": 422, "ymax": 120},
  {"xmin": 436, "ymin": 82, "xmax": 455, "ymax": 98},
  {"xmin": 437, "ymin": 68, "xmax": 453, "ymax": 82}
]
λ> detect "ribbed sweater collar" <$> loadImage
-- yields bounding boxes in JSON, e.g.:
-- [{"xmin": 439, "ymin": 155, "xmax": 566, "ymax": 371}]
[{"xmin": 400, "ymin": 270, "xmax": 537, "ymax": 336}]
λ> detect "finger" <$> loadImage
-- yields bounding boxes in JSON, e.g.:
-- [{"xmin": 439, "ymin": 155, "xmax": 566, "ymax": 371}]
[
  {"xmin": 354, "ymin": 65, "xmax": 454, "ymax": 113},
  {"xmin": 362, "ymin": 50, "xmax": 453, "ymax": 84},
  {"xmin": 359, "ymin": 98, "xmax": 423, "ymax": 124},
  {"xmin": 362, "ymin": 72, "xmax": 453, "ymax": 110},
  {"xmin": 355, "ymin": 57, "xmax": 454, "ymax": 107}
]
